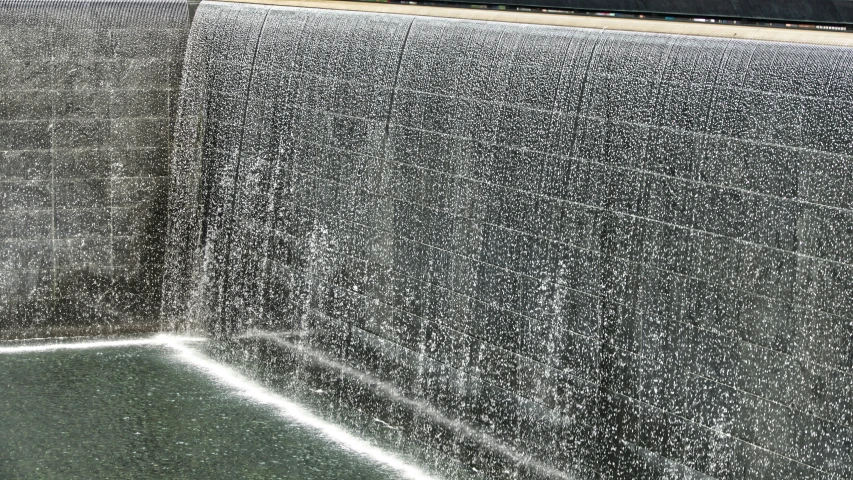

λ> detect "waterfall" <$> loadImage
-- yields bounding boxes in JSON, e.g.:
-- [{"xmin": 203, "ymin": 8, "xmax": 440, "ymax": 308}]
[
  {"xmin": 164, "ymin": 2, "xmax": 853, "ymax": 478},
  {"xmin": 0, "ymin": 0, "xmax": 188, "ymax": 337}
]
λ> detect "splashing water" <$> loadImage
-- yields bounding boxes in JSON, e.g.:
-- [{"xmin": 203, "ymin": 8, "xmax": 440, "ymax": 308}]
[{"xmin": 160, "ymin": 2, "xmax": 853, "ymax": 478}]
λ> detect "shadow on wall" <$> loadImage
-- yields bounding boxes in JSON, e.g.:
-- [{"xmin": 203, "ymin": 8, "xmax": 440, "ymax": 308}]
[
  {"xmin": 432, "ymin": 0, "xmax": 853, "ymax": 25},
  {"xmin": 0, "ymin": 0, "xmax": 189, "ymax": 338},
  {"xmin": 164, "ymin": 3, "xmax": 853, "ymax": 480}
]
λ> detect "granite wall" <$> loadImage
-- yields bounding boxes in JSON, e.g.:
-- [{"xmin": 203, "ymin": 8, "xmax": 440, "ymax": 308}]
[
  {"xmin": 165, "ymin": 3, "xmax": 853, "ymax": 479},
  {"xmin": 0, "ymin": 0, "xmax": 188, "ymax": 337}
]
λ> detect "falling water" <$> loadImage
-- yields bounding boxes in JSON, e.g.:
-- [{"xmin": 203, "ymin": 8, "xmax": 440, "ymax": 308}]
[
  {"xmin": 164, "ymin": 2, "xmax": 853, "ymax": 478},
  {"xmin": 0, "ymin": 0, "xmax": 188, "ymax": 337}
]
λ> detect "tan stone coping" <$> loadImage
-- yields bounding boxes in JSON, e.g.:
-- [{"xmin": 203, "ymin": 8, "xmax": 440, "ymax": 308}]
[{"xmin": 211, "ymin": 0, "xmax": 853, "ymax": 47}]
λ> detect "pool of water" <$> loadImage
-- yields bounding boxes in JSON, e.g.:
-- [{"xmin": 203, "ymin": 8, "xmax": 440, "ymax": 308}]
[{"xmin": 0, "ymin": 337, "xmax": 431, "ymax": 480}]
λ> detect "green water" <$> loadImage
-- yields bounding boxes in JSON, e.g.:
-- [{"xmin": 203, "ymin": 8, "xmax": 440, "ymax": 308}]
[{"xmin": 0, "ymin": 344, "xmax": 408, "ymax": 480}]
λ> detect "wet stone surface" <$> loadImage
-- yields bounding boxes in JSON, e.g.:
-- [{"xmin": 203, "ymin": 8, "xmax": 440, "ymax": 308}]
[{"xmin": 0, "ymin": 0, "xmax": 188, "ymax": 334}]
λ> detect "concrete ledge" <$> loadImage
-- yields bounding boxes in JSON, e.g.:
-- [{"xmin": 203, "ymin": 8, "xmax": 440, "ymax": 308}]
[{"xmin": 211, "ymin": 0, "xmax": 853, "ymax": 46}]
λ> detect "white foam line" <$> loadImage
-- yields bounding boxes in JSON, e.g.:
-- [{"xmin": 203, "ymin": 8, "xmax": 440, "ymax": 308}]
[
  {"xmin": 0, "ymin": 336, "xmax": 206, "ymax": 354},
  {"xmin": 243, "ymin": 330, "xmax": 575, "ymax": 480},
  {"xmin": 156, "ymin": 334, "xmax": 440, "ymax": 480}
]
